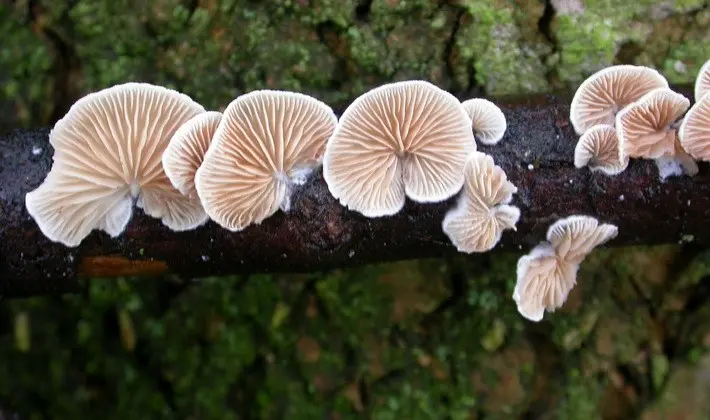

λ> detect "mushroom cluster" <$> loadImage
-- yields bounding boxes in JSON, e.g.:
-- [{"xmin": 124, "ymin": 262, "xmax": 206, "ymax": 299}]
[
  {"xmin": 513, "ymin": 215, "xmax": 618, "ymax": 322},
  {"xmin": 571, "ymin": 63, "xmax": 710, "ymax": 180}
]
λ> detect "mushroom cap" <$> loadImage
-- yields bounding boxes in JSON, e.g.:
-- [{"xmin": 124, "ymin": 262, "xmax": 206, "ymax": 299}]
[
  {"xmin": 616, "ymin": 87, "xmax": 690, "ymax": 160},
  {"xmin": 163, "ymin": 111, "xmax": 222, "ymax": 199},
  {"xmin": 322, "ymin": 80, "xmax": 476, "ymax": 218},
  {"xmin": 25, "ymin": 82, "xmax": 207, "ymax": 247},
  {"xmin": 546, "ymin": 215, "xmax": 618, "ymax": 265},
  {"xmin": 460, "ymin": 98, "xmax": 507, "ymax": 145},
  {"xmin": 194, "ymin": 90, "xmax": 337, "ymax": 232},
  {"xmin": 573, "ymin": 124, "xmax": 629, "ymax": 175},
  {"xmin": 569, "ymin": 65, "xmax": 669, "ymax": 135},
  {"xmin": 695, "ymin": 59, "xmax": 710, "ymax": 102},
  {"xmin": 442, "ymin": 151, "xmax": 520, "ymax": 253},
  {"xmin": 513, "ymin": 243, "xmax": 579, "ymax": 322},
  {"xmin": 678, "ymin": 93, "xmax": 710, "ymax": 161}
]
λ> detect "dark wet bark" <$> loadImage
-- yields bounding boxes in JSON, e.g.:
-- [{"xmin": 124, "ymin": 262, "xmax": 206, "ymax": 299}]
[{"xmin": 1, "ymin": 86, "xmax": 708, "ymax": 297}]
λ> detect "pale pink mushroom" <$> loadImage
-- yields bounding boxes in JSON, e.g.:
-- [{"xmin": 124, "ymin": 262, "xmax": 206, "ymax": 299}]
[
  {"xmin": 195, "ymin": 90, "xmax": 337, "ymax": 231},
  {"xmin": 460, "ymin": 98, "xmax": 507, "ymax": 145},
  {"xmin": 25, "ymin": 82, "xmax": 207, "ymax": 247},
  {"xmin": 442, "ymin": 151, "xmax": 520, "ymax": 253},
  {"xmin": 569, "ymin": 65, "xmax": 669, "ymax": 135},
  {"xmin": 694, "ymin": 59, "xmax": 710, "ymax": 102},
  {"xmin": 323, "ymin": 80, "xmax": 475, "ymax": 218},
  {"xmin": 513, "ymin": 215, "xmax": 618, "ymax": 322},
  {"xmin": 163, "ymin": 111, "xmax": 222, "ymax": 199},
  {"xmin": 678, "ymin": 93, "xmax": 710, "ymax": 161},
  {"xmin": 573, "ymin": 124, "xmax": 628, "ymax": 175}
]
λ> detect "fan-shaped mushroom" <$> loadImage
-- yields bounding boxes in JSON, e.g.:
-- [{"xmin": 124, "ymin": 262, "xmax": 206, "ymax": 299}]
[
  {"xmin": 695, "ymin": 59, "xmax": 710, "ymax": 102},
  {"xmin": 678, "ymin": 93, "xmax": 710, "ymax": 161},
  {"xmin": 569, "ymin": 65, "xmax": 669, "ymax": 135},
  {"xmin": 513, "ymin": 215, "xmax": 618, "ymax": 322},
  {"xmin": 573, "ymin": 124, "xmax": 628, "ymax": 175},
  {"xmin": 163, "ymin": 111, "xmax": 222, "ymax": 199},
  {"xmin": 460, "ymin": 98, "xmax": 507, "ymax": 145},
  {"xmin": 442, "ymin": 151, "xmax": 520, "ymax": 253},
  {"xmin": 25, "ymin": 82, "xmax": 208, "ymax": 247},
  {"xmin": 323, "ymin": 80, "xmax": 475, "ymax": 218},
  {"xmin": 194, "ymin": 90, "xmax": 337, "ymax": 231}
]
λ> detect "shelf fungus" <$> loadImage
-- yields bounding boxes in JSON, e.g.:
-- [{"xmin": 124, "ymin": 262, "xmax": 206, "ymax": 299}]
[
  {"xmin": 195, "ymin": 90, "xmax": 337, "ymax": 231},
  {"xmin": 569, "ymin": 65, "xmax": 669, "ymax": 135},
  {"xmin": 573, "ymin": 124, "xmax": 628, "ymax": 175},
  {"xmin": 25, "ymin": 82, "xmax": 208, "ymax": 248},
  {"xmin": 616, "ymin": 87, "xmax": 697, "ymax": 179},
  {"xmin": 442, "ymin": 151, "xmax": 520, "ymax": 253},
  {"xmin": 695, "ymin": 59, "xmax": 710, "ymax": 102},
  {"xmin": 679, "ymin": 92, "xmax": 710, "ymax": 161},
  {"xmin": 513, "ymin": 215, "xmax": 618, "ymax": 322},
  {"xmin": 163, "ymin": 111, "xmax": 222, "ymax": 199},
  {"xmin": 322, "ymin": 80, "xmax": 475, "ymax": 218},
  {"xmin": 460, "ymin": 98, "xmax": 507, "ymax": 145}
]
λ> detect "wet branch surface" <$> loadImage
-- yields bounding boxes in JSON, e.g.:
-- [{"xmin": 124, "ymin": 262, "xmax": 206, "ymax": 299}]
[{"xmin": 1, "ymin": 86, "xmax": 709, "ymax": 297}]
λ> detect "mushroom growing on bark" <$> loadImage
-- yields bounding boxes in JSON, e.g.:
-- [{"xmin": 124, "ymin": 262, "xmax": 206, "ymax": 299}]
[
  {"xmin": 25, "ymin": 82, "xmax": 207, "ymax": 247},
  {"xmin": 678, "ymin": 92, "xmax": 710, "ymax": 161},
  {"xmin": 323, "ymin": 80, "xmax": 475, "ymax": 218},
  {"xmin": 573, "ymin": 124, "xmax": 629, "ymax": 175},
  {"xmin": 569, "ymin": 65, "xmax": 669, "ymax": 135},
  {"xmin": 460, "ymin": 98, "xmax": 507, "ymax": 145},
  {"xmin": 195, "ymin": 90, "xmax": 337, "ymax": 231},
  {"xmin": 163, "ymin": 111, "xmax": 222, "ymax": 199},
  {"xmin": 616, "ymin": 87, "xmax": 697, "ymax": 179},
  {"xmin": 695, "ymin": 58, "xmax": 710, "ymax": 102},
  {"xmin": 513, "ymin": 215, "xmax": 618, "ymax": 322},
  {"xmin": 442, "ymin": 151, "xmax": 520, "ymax": 253}
]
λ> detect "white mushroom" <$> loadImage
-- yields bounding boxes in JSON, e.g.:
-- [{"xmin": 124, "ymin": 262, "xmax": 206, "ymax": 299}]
[
  {"xmin": 194, "ymin": 90, "xmax": 337, "ymax": 231},
  {"xmin": 442, "ymin": 151, "xmax": 520, "ymax": 253},
  {"xmin": 573, "ymin": 124, "xmax": 629, "ymax": 175},
  {"xmin": 323, "ymin": 80, "xmax": 476, "ymax": 218},
  {"xmin": 460, "ymin": 98, "xmax": 507, "ymax": 145},
  {"xmin": 694, "ymin": 59, "xmax": 710, "ymax": 102},
  {"xmin": 678, "ymin": 93, "xmax": 710, "ymax": 161},
  {"xmin": 569, "ymin": 65, "xmax": 669, "ymax": 135},
  {"xmin": 25, "ymin": 82, "xmax": 208, "ymax": 247},
  {"xmin": 513, "ymin": 215, "xmax": 618, "ymax": 322},
  {"xmin": 163, "ymin": 111, "xmax": 222, "ymax": 199}
]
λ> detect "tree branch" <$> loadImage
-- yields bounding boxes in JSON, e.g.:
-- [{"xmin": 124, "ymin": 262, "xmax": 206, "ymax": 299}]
[{"xmin": 1, "ymin": 87, "xmax": 707, "ymax": 297}]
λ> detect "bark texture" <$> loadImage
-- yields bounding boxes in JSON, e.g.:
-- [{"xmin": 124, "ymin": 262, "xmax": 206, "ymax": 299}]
[{"xmin": 1, "ymin": 87, "xmax": 707, "ymax": 297}]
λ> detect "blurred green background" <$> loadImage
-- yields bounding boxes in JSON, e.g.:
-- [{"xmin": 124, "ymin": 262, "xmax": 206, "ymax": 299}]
[{"xmin": 2, "ymin": 0, "xmax": 710, "ymax": 419}]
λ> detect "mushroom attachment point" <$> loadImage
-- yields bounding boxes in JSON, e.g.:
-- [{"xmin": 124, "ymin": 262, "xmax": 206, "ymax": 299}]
[
  {"xmin": 616, "ymin": 87, "xmax": 696, "ymax": 179},
  {"xmin": 460, "ymin": 98, "xmax": 507, "ymax": 145},
  {"xmin": 323, "ymin": 80, "xmax": 475, "ymax": 218},
  {"xmin": 678, "ymin": 93, "xmax": 710, "ymax": 162},
  {"xmin": 163, "ymin": 111, "xmax": 222, "ymax": 199},
  {"xmin": 513, "ymin": 215, "xmax": 618, "ymax": 322},
  {"xmin": 695, "ymin": 59, "xmax": 710, "ymax": 102},
  {"xmin": 195, "ymin": 90, "xmax": 337, "ymax": 231},
  {"xmin": 569, "ymin": 65, "xmax": 669, "ymax": 135},
  {"xmin": 442, "ymin": 151, "xmax": 520, "ymax": 253},
  {"xmin": 25, "ymin": 82, "xmax": 208, "ymax": 248},
  {"xmin": 573, "ymin": 124, "xmax": 628, "ymax": 175}
]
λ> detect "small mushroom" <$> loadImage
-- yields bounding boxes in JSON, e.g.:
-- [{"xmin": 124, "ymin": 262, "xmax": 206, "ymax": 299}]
[
  {"xmin": 678, "ymin": 92, "xmax": 710, "ymax": 161},
  {"xmin": 163, "ymin": 111, "xmax": 222, "ymax": 199},
  {"xmin": 513, "ymin": 215, "xmax": 618, "ymax": 322},
  {"xmin": 460, "ymin": 98, "xmax": 507, "ymax": 145},
  {"xmin": 25, "ymin": 82, "xmax": 207, "ymax": 247},
  {"xmin": 569, "ymin": 65, "xmax": 669, "ymax": 135},
  {"xmin": 195, "ymin": 90, "xmax": 337, "ymax": 231},
  {"xmin": 694, "ymin": 58, "xmax": 710, "ymax": 102},
  {"xmin": 442, "ymin": 151, "xmax": 520, "ymax": 253},
  {"xmin": 323, "ymin": 80, "xmax": 475, "ymax": 218},
  {"xmin": 573, "ymin": 124, "xmax": 629, "ymax": 175}
]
